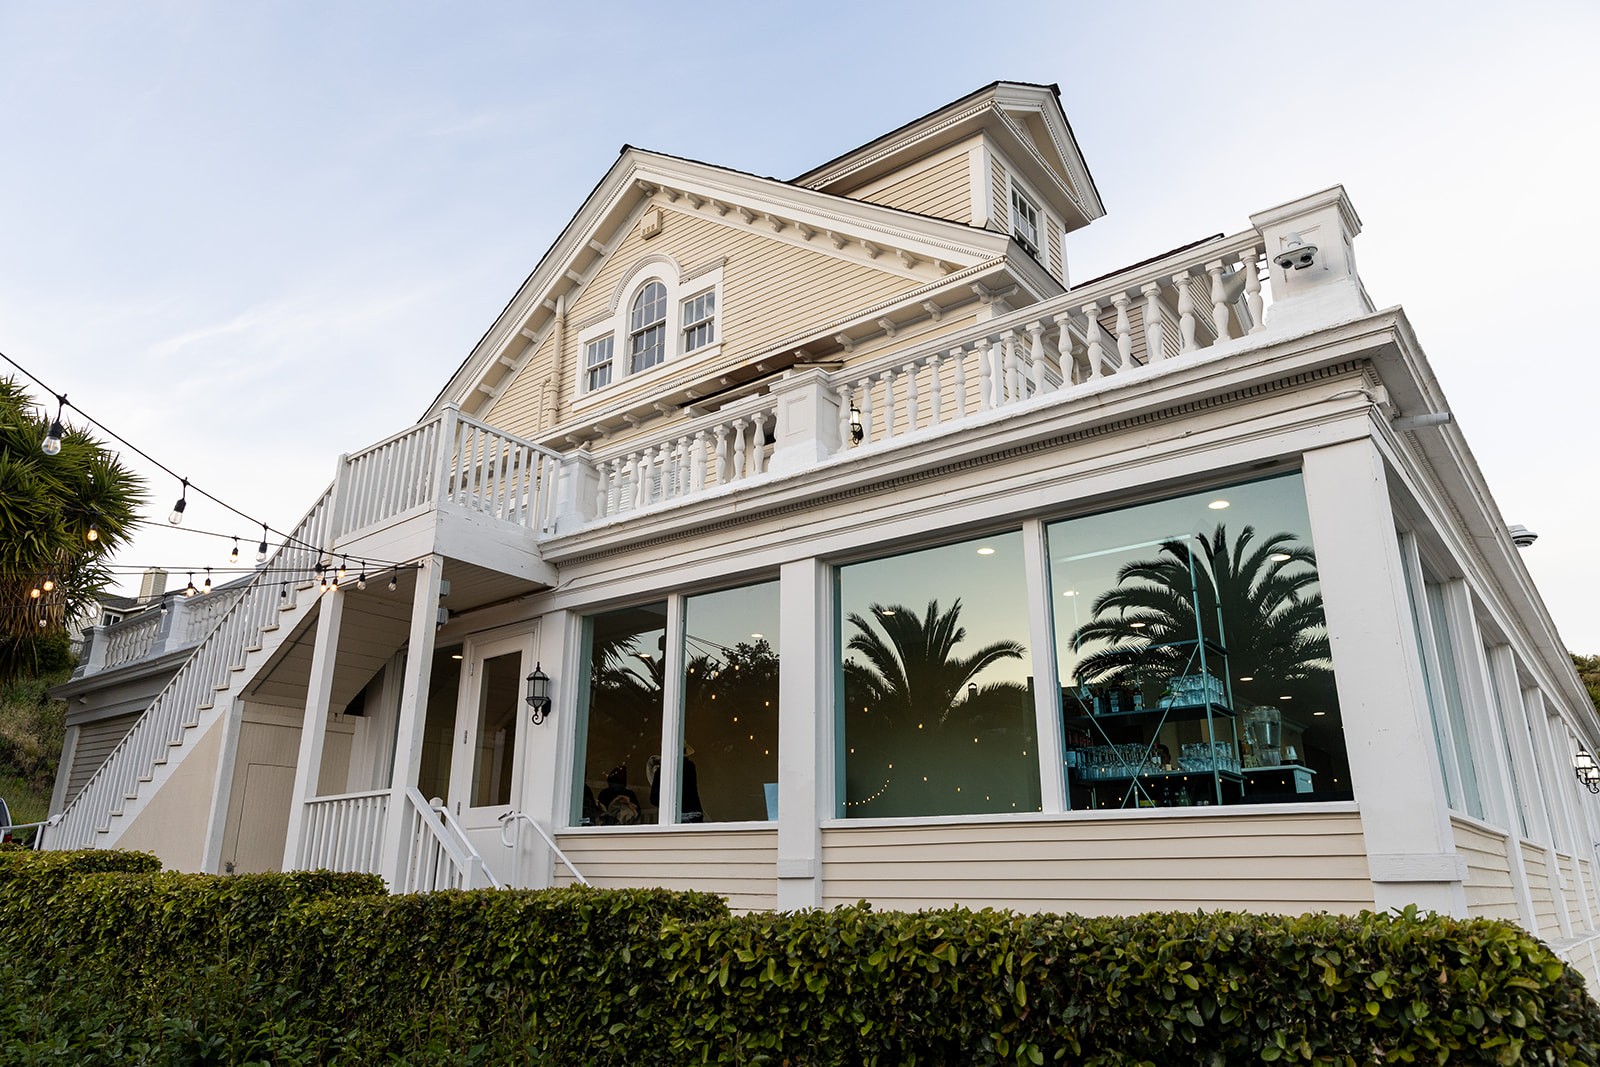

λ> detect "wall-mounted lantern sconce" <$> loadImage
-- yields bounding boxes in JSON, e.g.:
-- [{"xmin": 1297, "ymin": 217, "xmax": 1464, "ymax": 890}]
[
  {"xmin": 1575, "ymin": 748, "xmax": 1600, "ymax": 794},
  {"xmin": 526, "ymin": 663, "xmax": 552, "ymax": 725},
  {"xmin": 849, "ymin": 405, "xmax": 864, "ymax": 444}
]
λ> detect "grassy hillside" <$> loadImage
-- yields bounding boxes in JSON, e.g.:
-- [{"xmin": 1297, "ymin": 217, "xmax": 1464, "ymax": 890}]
[{"xmin": 0, "ymin": 667, "xmax": 68, "ymax": 830}]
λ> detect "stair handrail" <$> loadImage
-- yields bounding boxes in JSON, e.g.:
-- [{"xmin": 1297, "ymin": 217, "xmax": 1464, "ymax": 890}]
[{"xmin": 498, "ymin": 810, "xmax": 590, "ymax": 886}]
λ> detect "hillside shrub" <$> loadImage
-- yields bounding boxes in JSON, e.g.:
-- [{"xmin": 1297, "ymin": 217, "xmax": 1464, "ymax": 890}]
[{"xmin": 1, "ymin": 849, "xmax": 1597, "ymax": 1065}]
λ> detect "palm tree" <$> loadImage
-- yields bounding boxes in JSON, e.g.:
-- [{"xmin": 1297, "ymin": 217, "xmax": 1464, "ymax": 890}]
[
  {"xmin": 1069, "ymin": 524, "xmax": 1331, "ymax": 708},
  {"xmin": 843, "ymin": 598, "xmax": 1025, "ymax": 729}
]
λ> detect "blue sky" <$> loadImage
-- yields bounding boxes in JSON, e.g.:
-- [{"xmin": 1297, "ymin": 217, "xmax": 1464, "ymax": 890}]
[{"xmin": 3, "ymin": 1, "xmax": 1598, "ymax": 651}]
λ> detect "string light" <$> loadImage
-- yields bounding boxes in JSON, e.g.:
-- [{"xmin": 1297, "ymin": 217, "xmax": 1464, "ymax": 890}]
[
  {"xmin": 86, "ymin": 522, "xmax": 99, "ymax": 543},
  {"xmin": 40, "ymin": 394, "xmax": 65, "ymax": 456},
  {"xmin": 169, "ymin": 479, "xmax": 189, "ymax": 525},
  {"xmin": 229, "ymin": 538, "xmax": 239, "ymax": 563},
  {"xmin": 202, "ymin": 568, "xmax": 213, "ymax": 595},
  {"xmin": 183, "ymin": 573, "xmax": 198, "ymax": 598},
  {"xmin": 356, "ymin": 569, "xmax": 367, "ymax": 591},
  {"xmin": 279, "ymin": 582, "xmax": 288, "ymax": 602},
  {"xmin": 40, "ymin": 578, "xmax": 55, "ymax": 593},
  {"xmin": 388, "ymin": 568, "xmax": 398, "ymax": 592},
  {"xmin": 256, "ymin": 524, "xmax": 269, "ymax": 565}
]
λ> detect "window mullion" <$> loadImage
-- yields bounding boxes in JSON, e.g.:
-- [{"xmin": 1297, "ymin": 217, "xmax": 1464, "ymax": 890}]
[
  {"xmin": 659, "ymin": 593, "xmax": 687, "ymax": 825},
  {"xmin": 1021, "ymin": 517, "xmax": 1067, "ymax": 813}
]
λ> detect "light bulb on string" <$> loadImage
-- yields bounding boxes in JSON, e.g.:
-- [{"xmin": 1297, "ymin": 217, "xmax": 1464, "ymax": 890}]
[
  {"xmin": 337, "ymin": 556, "xmax": 347, "ymax": 581},
  {"xmin": 41, "ymin": 578, "xmax": 55, "ymax": 593},
  {"xmin": 183, "ymin": 573, "xmax": 198, "ymax": 598},
  {"xmin": 40, "ymin": 395, "xmax": 66, "ymax": 456},
  {"xmin": 169, "ymin": 479, "xmax": 189, "ymax": 525},
  {"xmin": 85, "ymin": 522, "xmax": 99, "ymax": 543},
  {"xmin": 279, "ymin": 582, "xmax": 288, "ymax": 602},
  {"xmin": 388, "ymin": 568, "xmax": 398, "ymax": 592},
  {"xmin": 356, "ymin": 570, "xmax": 367, "ymax": 591},
  {"xmin": 203, "ymin": 568, "xmax": 213, "ymax": 594},
  {"xmin": 256, "ymin": 524, "xmax": 269, "ymax": 565},
  {"xmin": 229, "ymin": 538, "xmax": 239, "ymax": 563},
  {"xmin": 29, "ymin": 586, "xmax": 41, "ymax": 600}
]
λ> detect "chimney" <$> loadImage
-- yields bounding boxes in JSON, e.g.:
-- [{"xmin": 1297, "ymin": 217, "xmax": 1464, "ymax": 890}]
[{"xmin": 137, "ymin": 567, "xmax": 168, "ymax": 603}]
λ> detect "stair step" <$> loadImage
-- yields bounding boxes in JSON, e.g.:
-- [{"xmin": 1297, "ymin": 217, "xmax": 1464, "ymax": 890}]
[
  {"xmin": 197, "ymin": 701, "xmax": 214, "ymax": 711},
  {"xmin": 260, "ymin": 623, "xmax": 279, "ymax": 634}
]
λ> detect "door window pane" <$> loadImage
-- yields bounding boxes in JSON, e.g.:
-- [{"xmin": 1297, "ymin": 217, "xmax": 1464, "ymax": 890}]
[
  {"xmin": 470, "ymin": 651, "xmax": 521, "ymax": 808},
  {"xmin": 680, "ymin": 582, "xmax": 779, "ymax": 822},
  {"xmin": 574, "ymin": 603, "xmax": 667, "ymax": 825},
  {"xmin": 1050, "ymin": 473, "xmax": 1349, "ymax": 809},
  {"xmin": 838, "ymin": 531, "xmax": 1040, "ymax": 818},
  {"xmin": 415, "ymin": 645, "xmax": 462, "ymax": 802}
]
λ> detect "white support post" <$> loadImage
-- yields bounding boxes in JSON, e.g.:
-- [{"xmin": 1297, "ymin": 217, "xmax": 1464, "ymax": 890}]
[
  {"xmin": 1021, "ymin": 519, "xmax": 1066, "ymax": 813},
  {"xmin": 553, "ymin": 450, "xmax": 600, "ymax": 535},
  {"xmin": 767, "ymin": 368, "xmax": 843, "ymax": 477},
  {"xmin": 282, "ymin": 588, "xmax": 345, "ymax": 871},
  {"xmin": 1249, "ymin": 185, "xmax": 1373, "ymax": 335},
  {"xmin": 776, "ymin": 558, "xmax": 831, "ymax": 910},
  {"xmin": 380, "ymin": 556, "xmax": 444, "ymax": 888},
  {"xmin": 1301, "ymin": 439, "xmax": 1467, "ymax": 915}
]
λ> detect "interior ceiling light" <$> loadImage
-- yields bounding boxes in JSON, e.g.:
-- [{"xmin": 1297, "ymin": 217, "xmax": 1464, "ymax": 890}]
[
  {"xmin": 976, "ymin": 547, "xmax": 996, "ymax": 556},
  {"xmin": 1208, "ymin": 499, "xmax": 1230, "ymax": 510}
]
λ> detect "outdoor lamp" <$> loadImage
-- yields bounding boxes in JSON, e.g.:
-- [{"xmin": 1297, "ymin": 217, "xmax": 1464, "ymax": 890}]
[
  {"xmin": 849, "ymin": 405, "xmax": 864, "ymax": 444},
  {"xmin": 526, "ymin": 663, "xmax": 552, "ymax": 725},
  {"xmin": 1576, "ymin": 749, "xmax": 1600, "ymax": 794},
  {"xmin": 41, "ymin": 394, "xmax": 65, "ymax": 456}
]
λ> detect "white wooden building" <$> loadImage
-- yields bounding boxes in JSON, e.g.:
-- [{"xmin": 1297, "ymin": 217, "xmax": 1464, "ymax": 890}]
[{"xmin": 47, "ymin": 82, "xmax": 1600, "ymax": 982}]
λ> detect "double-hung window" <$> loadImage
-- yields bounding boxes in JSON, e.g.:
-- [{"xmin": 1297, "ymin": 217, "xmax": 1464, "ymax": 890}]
[
  {"xmin": 585, "ymin": 336, "xmax": 614, "ymax": 391},
  {"xmin": 1011, "ymin": 186, "xmax": 1040, "ymax": 257},
  {"xmin": 629, "ymin": 282, "xmax": 667, "ymax": 374},
  {"xmin": 681, "ymin": 290, "xmax": 716, "ymax": 353}
]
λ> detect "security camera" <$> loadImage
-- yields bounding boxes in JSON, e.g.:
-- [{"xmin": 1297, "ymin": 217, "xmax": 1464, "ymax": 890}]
[
  {"xmin": 1508, "ymin": 525, "xmax": 1538, "ymax": 549},
  {"xmin": 1274, "ymin": 232, "xmax": 1318, "ymax": 271}
]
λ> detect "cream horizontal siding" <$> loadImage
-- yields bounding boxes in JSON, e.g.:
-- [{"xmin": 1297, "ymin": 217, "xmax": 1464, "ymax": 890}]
[
  {"xmin": 1560, "ymin": 853, "xmax": 1588, "ymax": 930},
  {"xmin": 518, "ymin": 208, "xmax": 920, "ymax": 429},
  {"xmin": 1522, "ymin": 841, "xmax": 1563, "ymax": 939},
  {"xmin": 1450, "ymin": 817, "xmax": 1518, "ymax": 920},
  {"xmin": 1584, "ymin": 859, "xmax": 1600, "ymax": 927},
  {"xmin": 991, "ymin": 156, "xmax": 1008, "ymax": 232},
  {"xmin": 854, "ymin": 153, "xmax": 972, "ymax": 224},
  {"xmin": 821, "ymin": 811, "xmax": 1372, "ymax": 915},
  {"xmin": 64, "ymin": 713, "xmax": 141, "ymax": 806},
  {"xmin": 551, "ymin": 827, "xmax": 777, "ymax": 913},
  {"xmin": 484, "ymin": 331, "xmax": 556, "ymax": 442}
]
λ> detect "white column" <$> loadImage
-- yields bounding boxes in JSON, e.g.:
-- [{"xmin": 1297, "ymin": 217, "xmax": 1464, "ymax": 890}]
[
  {"xmin": 1301, "ymin": 439, "xmax": 1467, "ymax": 915},
  {"xmin": 282, "ymin": 587, "xmax": 346, "ymax": 871},
  {"xmin": 767, "ymin": 368, "xmax": 843, "ymax": 477},
  {"xmin": 379, "ymin": 556, "xmax": 444, "ymax": 888},
  {"xmin": 1022, "ymin": 519, "xmax": 1066, "ymax": 813},
  {"xmin": 1249, "ymin": 185, "xmax": 1373, "ymax": 335},
  {"xmin": 776, "ymin": 558, "xmax": 832, "ymax": 910},
  {"xmin": 553, "ymin": 450, "xmax": 599, "ymax": 535}
]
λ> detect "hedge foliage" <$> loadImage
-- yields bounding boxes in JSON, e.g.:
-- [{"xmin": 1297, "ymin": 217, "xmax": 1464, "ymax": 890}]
[{"xmin": 1, "ymin": 850, "xmax": 1598, "ymax": 1064}]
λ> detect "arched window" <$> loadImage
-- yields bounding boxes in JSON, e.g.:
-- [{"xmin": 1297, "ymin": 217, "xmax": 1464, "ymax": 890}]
[{"xmin": 629, "ymin": 282, "xmax": 667, "ymax": 374}]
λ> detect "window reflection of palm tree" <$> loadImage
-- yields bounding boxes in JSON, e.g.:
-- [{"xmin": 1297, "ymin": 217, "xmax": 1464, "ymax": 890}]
[
  {"xmin": 1069, "ymin": 524, "xmax": 1332, "ymax": 710},
  {"xmin": 843, "ymin": 599, "xmax": 1030, "ymax": 812}
]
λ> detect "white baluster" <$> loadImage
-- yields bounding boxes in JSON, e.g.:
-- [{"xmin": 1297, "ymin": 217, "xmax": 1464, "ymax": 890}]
[
  {"xmin": 1003, "ymin": 329, "xmax": 1023, "ymax": 403},
  {"xmin": 691, "ymin": 430, "xmax": 708, "ymax": 492},
  {"xmin": 952, "ymin": 345, "xmax": 968, "ymax": 419},
  {"xmin": 1057, "ymin": 314, "xmax": 1077, "ymax": 388},
  {"xmin": 1113, "ymin": 294, "xmax": 1133, "ymax": 368},
  {"xmin": 750, "ymin": 412, "xmax": 768, "ymax": 475},
  {"xmin": 679, "ymin": 436, "xmax": 694, "ymax": 495},
  {"xmin": 732, "ymin": 419, "xmax": 748, "ymax": 480},
  {"xmin": 887, "ymin": 370, "xmax": 903, "ymax": 438},
  {"xmin": 928, "ymin": 352, "xmax": 944, "ymax": 424},
  {"xmin": 1208, "ymin": 260, "xmax": 1231, "ymax": 344},
  {"xmin": 609, "ymin": 457, "xmax": 627, "ymax": 514},
  {"xmin": 633, "ymin": 451, "xmax": 649, "ymax": 509},
  {"xmin": 713, "ymin": 425, "xmax": 728, "ymax": 485},
  {"xmin": 1174, "ymin": 270, "xmax": 1198, "ymax": 353},
  {"xmin": 860, "ymin": 379, "xmax": 875, "ymax": 443},
  {"xmin": 978, "ymin": 340, "xmax": 994, "ymax": 411},
  {"xmin": 1141, "ymin": 281, "xmax": 1165, "ymax": 362},
  {"xmin": 905, "ymin": 360, "xmax": 920, "ymax": 430},
  {"xmin": 1028, "ymin": 322, "xmax": 1047, "ymax": 396},
  {"xmin": 837, "ymin": 383, "xmax": 854, "ymax": 445},
  {"xmin": 1082, "ymin": 302, "xmax": 1105, "ymax": 380},
  {"xmin": 1243, "ymin": 248, "xmax": 1265, "ymax": 333}
]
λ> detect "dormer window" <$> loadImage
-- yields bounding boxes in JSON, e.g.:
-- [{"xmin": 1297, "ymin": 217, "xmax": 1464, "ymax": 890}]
[
  {"xmin": 1011, "ymin": 186, "xmax": 1040, "ymax": 256},
  {"xmin": 576, "ymin": 256, "xmax": 724, "ymax": 399},
  {"xmin": 629, "ymin": 282, "xmax": 668, "ymax": 373}
]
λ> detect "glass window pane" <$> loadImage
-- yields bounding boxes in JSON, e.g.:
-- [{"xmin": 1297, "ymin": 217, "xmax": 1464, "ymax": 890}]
[
  {"xmin": 574, "ymin": 603, "xmax": 667, "ymax": 825},
  {"xmin": 680, "ymin": 581, "xmax": 779, "ymax": 822},
  {"xmin": 1424, "ymin": 580, "xmax": 1485, "ymax": 818},
  {"xmin": 1049, "ymin": 473, "xmax": 1349, "ymax": 809},
  {"xmin": 415, "ymin": 645, "xmax": 462, "ymax": 801},
  {"xmin": 470, "ymin": 651, "xmax": 521, "ymax": 808},
  {"xmin": 838, "ymin": 531, "xmax": 1040, "ymax": 819}
]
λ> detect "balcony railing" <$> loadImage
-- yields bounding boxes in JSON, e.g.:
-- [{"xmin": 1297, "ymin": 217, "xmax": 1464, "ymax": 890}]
[{"xmin": 298, "ymin": 789, "xmax": 389, "ymax": 875}]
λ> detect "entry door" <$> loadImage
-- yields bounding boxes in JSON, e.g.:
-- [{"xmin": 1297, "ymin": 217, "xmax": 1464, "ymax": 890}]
[{"xmin": 448, "ymin": 631, "xmax": 535, "ymax": 867}]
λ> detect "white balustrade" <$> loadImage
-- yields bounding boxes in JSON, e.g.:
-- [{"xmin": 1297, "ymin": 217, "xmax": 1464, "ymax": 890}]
[
  {"xmin": 298, "ymin": 789, "xmax": 389, "ymax": 874},
  {"xmin": 100, "ymin": 614, "xmax": 162, "ymax": 671},
  {"xmin": 397, "ymin": 787, "xmax": 498, "ymax": 893},
  {"xmin": 591, "ymin": 394, "xmax": 778, "ymax": 520}
]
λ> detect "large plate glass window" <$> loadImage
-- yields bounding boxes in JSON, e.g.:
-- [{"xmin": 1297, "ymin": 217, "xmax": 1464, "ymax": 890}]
[
  {"xmin": 629, "ymin": 282, "xmax": 667, "ymax": 374},
  {"xmin": 573, "ymin": 603, "xmax": 667, "ymax": 825},
  {"xmin": 679, "ymin": 581, "xmax": 779, "ymax": 822},
  {"xmin": 1049, "ymin": 473, "xmax": 1349, "ymax": 808},
  {"xmin": 837, "ymin": 530, "xmax": 1040, "ymax": 818}
]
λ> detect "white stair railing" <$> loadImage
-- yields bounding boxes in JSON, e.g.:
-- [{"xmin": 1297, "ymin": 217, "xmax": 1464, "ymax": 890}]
[
  {"xmin": 498, "ymin": 810, "xmax": 589, "ymax": 886},
  {"xmin": 49, "ymin": 485, "xmax": 337, "ymax": 849},
  {"xmin": 397, "ymin": 787, "xmax": 500, "ymax": 892},
  {"xmin": 297, "ymin": 788, "xmax": 389, "ymax": 874}
]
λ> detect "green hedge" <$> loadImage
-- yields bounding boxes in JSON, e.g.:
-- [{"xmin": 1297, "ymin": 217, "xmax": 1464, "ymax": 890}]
[{"xmin": 1, "ymin": 850, "xmax": 1598, "ymax": 1065}]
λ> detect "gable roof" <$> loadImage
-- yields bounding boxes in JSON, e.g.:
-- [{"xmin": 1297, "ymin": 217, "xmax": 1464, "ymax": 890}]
[
  {"xmin": 426, "ymin": 146, "xmax": 1015, "ymax": 421},
  {"xmin": 793, "ymin": 81, "xmax": 1105, "ymax": 232}
]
